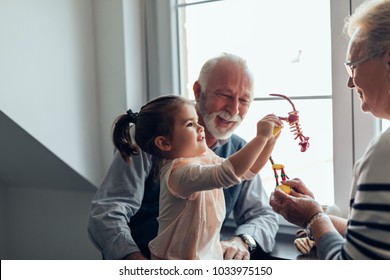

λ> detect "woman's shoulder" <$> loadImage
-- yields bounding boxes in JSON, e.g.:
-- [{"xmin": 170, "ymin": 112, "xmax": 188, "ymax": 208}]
[
  {"xmin": 356, "ymin": 128, "xmax": 390, "ymax": 184},
  {"xmin": 368, "ymin": 128, "xmax": 390, "ymax": 155}
]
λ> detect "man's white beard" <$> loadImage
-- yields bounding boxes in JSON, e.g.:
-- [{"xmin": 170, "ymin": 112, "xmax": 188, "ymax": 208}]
[{"xmin": 202, "ymin": 110, "xmax": 242, "ymax": 140}]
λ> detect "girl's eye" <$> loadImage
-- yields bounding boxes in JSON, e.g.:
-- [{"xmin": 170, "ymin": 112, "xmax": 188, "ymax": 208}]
[{"xmin": 186, "ymin": 122, "xmax": 193, "ymax": 127}]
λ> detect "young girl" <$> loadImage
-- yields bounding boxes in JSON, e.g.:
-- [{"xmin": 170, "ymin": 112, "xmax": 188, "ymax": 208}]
[{"xmin": 113, "ymin": 95, "xmax": 282, "ymax": 259}]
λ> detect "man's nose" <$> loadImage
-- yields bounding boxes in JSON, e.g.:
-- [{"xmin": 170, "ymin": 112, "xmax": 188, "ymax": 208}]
[{"xmin": 225, "ymin": 98, "xmax": 239, "ymax": 116}]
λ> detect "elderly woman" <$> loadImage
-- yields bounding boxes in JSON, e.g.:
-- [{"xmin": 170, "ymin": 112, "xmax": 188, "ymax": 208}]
[{"xmin": 270, "ymin": 0, "xmax": 390, "ymax": 259}]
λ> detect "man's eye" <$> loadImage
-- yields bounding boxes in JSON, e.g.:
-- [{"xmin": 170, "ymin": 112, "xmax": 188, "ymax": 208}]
[
  {"xmin": 240, "ymin": 99, "xmax": 250, "ymax": 105},
  {"xmin": 217, "ymin": 93, "xmax": 231, "ymax": 98}
]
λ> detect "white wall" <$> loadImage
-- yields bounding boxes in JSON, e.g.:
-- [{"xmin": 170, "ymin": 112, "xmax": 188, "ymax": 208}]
[
  {"xmin": 0, "ymin": 0, "xmax": 102, "ymax": 186},
  {"xmin": 0, "ymin": 0, "xmax": 146, "ymax": 259},
  {"xmin": 93, "ymin": 0, "xmax": 147, "ymax": 175},
  {"xmin": 0, "ymin": 0, "xmax": 147, "ymax": 186}
]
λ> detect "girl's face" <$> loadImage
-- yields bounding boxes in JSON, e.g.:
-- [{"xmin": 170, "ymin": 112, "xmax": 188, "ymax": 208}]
[{"xmin": 167, "ymin": 103, "xmax": 207, "ymax": 159}]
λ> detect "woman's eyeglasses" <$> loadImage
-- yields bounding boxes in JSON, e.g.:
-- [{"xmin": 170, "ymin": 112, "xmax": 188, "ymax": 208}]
[{"xmin": 344, "ymin": 54, "xmax": 375, "ymax": 78}]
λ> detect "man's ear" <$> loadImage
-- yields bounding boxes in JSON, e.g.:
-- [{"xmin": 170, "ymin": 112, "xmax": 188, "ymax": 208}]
[
  {"xmin": 387, "ymin": 49, "xmax": 390, "ymax": 64},
  {"xmin": 193, "ymin": 81, "xmax": 201, "ymax": 102},
  {"xmin": 154, "ymin": 136, "xmax": 172, "ymax": 151},
  {"xmin": 386, "ymin": 49, "xmax": 390, "ymax": 79}
]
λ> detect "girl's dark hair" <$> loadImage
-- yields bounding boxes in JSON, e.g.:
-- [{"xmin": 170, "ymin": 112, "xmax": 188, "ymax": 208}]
[{"xmin": 112, "ymin": 94, "xmax": 193, "ymax": 162}]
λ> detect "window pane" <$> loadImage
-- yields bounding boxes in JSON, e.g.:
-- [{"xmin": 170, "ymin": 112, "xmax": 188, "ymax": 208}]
[
  {"xmin": 235, "ymin": 99, "xmax": 334, "ymax": 205},
  {"xmin": 177, "ymin": 0, "xmax": 334, "ymax": 206},
  {"xmin": 178, "ymin": 0, "xmax": 332, "ymax": 98}
]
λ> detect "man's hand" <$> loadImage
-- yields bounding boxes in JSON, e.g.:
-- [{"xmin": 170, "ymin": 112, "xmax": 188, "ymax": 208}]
[
  {"xmin": 221, "ymin": 236, "xmax": 250, "ymax": 260},
  {"xmin": 123, "ymin": 251, "xmax": 147, "ymax": 260}
]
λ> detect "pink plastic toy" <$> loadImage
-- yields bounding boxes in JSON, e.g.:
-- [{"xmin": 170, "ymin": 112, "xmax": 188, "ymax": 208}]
[
  {"xmin": 270, "ymin": 93, "xmax": 310, "ymax": 152},
  {"xmin": 269, "ymin": 93, "xmax": 310, "ymax": 193}
]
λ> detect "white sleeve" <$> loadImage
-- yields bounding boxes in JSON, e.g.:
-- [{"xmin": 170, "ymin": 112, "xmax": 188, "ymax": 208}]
[{"xmin": 167, "ymin": 158, "xmax": 241, "ymax": 199}]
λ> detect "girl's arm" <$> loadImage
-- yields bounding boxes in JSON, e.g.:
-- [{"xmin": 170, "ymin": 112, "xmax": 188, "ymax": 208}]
[
  {"xmin": 229, "ymin": 114, "xmax": 282, "ymax": 177},
  {"xmin": 249, "ymin": 131, "xmax": 279, "ymax": 173}
]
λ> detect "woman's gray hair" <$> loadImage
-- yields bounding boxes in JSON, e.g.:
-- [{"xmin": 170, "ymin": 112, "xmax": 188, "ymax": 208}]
[
  {"xmin": 197, "ymin": 53, "xmax": 254, "ymax": 94},
  {"xmin": 344, "ymin": 0, "xmax": 390, "ymax": 57}
]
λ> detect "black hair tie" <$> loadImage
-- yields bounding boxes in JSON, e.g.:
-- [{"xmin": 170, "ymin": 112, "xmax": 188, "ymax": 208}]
[{"xmin": 127, "ymin": 109, "xmax": 138, "ymax": 123}]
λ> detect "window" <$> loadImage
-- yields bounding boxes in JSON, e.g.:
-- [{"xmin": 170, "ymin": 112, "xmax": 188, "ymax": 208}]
[
  {"xmin": 177, "ymin": 0, "xmax": 335, "ymax": 204},
  {"xmin": 146, "ymin": 0, "xmax": 379, "ymax": 218}
]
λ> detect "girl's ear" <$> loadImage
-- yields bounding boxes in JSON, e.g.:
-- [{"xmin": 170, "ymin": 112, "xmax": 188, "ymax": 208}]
[{"xmin": 154, "ymin": 136, "xmax": 172, "ymax": 151}]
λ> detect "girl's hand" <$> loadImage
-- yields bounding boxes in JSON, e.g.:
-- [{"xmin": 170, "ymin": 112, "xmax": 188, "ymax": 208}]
[{"xmin": 256, "ymin": 114, "xmax": 283, "ymax": 139}]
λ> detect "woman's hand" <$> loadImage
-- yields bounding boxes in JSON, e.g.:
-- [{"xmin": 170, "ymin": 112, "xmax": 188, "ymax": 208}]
[
  {"xmin": 269, "ymin": 179, "xmax": 323, "ymax": 228},
  {"xmin": 282, "ymin": 178, "xmax": 315, "ymax": 198}
]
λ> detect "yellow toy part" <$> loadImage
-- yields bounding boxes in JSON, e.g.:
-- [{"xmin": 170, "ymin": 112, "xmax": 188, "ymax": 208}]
[
  {"xmin": 275, "ymin": 184, "xmax": 291, "ymax": 194},
  {"xmin": 273, "ymin": 126, "xmax": 282, "ymax": 136},
  {"xmin": 272, "ymin": 163, "xmax": 285, "ymax": 170}
]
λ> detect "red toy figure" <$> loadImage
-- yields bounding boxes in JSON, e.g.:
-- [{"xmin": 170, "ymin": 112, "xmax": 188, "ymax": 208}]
[
  {"xmin": 270, "ymin": 93, "xmax": 310, "ymax": 152},
  {"xmin": 269, "ymin": 93, "xmax": 310, "ymax": 194}
]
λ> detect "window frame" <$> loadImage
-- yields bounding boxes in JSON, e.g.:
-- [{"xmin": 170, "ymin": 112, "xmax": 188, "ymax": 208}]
[{"xmin": 144, "ymin": 0, "xmax": 379, "ymax": 224}]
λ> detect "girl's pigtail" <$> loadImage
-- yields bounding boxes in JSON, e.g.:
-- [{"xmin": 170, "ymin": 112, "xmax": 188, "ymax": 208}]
[{"xmin": 112, "ymin": 109, "xmax": 139, "ymax": 163}]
